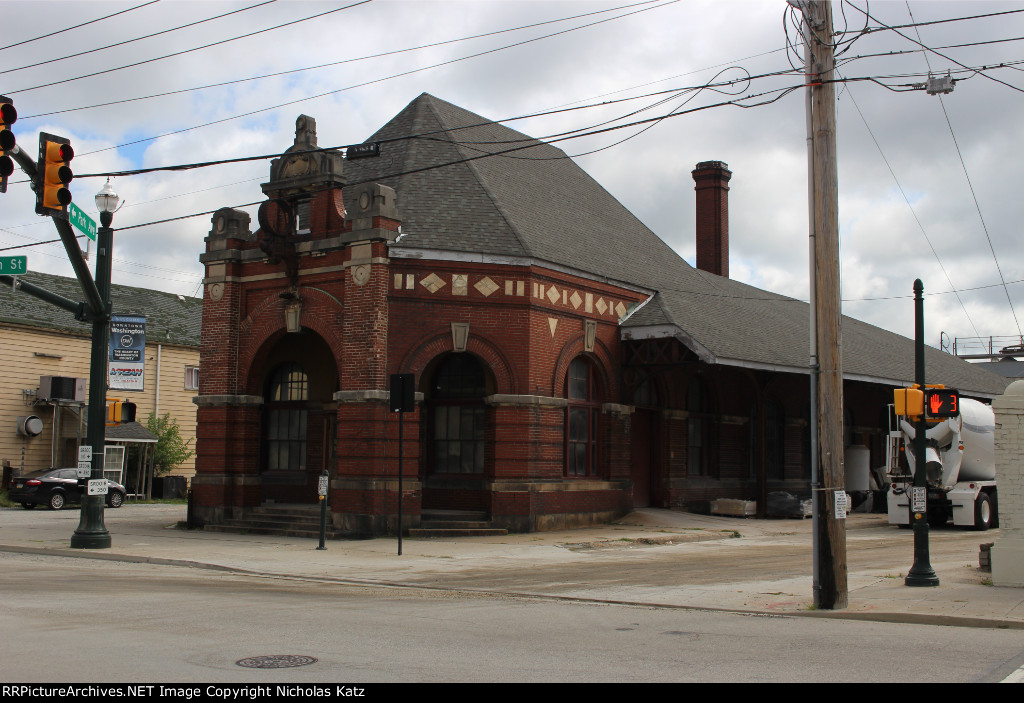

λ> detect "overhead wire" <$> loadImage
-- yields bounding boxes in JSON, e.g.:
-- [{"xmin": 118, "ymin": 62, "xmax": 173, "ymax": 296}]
[
  {"xmin": 20, "ymin": 0, "xmax": 668, "ymax": 121},
  {"xmin": 0, "ymin": 1, "xmax": 161, "ymax": 52},
  {"xmin": 6, "ymin": 1, "xmax": 374, "ymax": 95},
  {"xmin": 1, "ymin": 0, "xmax": 277, "ymax": 76},
  {"xmin": 839, "ymin": 76, "xmax": 981, "ymax": 339},
  {"xmin": 902, "ymin": 1, "xmax": 1022, "ymax": 337},
  {"xmin": 844, "ymin": 1, "xmax": 1024, "ymax": 94},
  {"xmin": 70, "ymin": 0, "xmax": 681, "ymax": 158},
  {"xmin": 103, "ymin": 80, "xmax": 809, "ymax": 233}
]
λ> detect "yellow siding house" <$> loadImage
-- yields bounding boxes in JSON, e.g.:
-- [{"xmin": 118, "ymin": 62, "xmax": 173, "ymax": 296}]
[{"xmin": 0, "ymin": 271, "xmax": 200, "ymax": 487}]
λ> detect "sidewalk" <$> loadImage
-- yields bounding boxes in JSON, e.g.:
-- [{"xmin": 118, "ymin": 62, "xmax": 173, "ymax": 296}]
[{"xmin": 2, "ymin": 504, "xmax": 1023, "ymax": 629}]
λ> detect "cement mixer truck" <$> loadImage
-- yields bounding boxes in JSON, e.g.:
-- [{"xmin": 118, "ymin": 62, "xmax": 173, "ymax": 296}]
[{"xmin": 885, "ymin": 397, "xmax": 998, "ymax": 530}]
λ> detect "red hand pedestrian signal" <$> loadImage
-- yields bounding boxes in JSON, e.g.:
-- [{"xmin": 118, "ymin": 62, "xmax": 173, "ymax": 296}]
[{"xmin": 925, "ymin": 388, "xmax": 959, "ymax": 419}]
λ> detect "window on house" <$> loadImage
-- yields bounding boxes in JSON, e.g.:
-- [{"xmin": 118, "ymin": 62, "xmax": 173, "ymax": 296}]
[
  {"xmin": 430, "ymin": 354, "xmax": 486, "ymax": 474},
  {"xmin": 566, "ymin": 356, "xmax": 600, "ymax": 477},
  {"xmin": 184, "ymin": 366, "xmax": 199, "ymax": 391}
]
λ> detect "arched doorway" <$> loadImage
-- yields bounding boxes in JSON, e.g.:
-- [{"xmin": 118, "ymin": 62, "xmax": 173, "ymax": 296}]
[
  {"xmin": 630, "ymin": 373, "xmax": 662, "ymax": 508},
  {"xmin": 254, "ymin": 331, "xmax": 337, "ymax": 504},
  {"xmin": 422, "ymin": 352, "xmax": 491, "ymax": 512}
]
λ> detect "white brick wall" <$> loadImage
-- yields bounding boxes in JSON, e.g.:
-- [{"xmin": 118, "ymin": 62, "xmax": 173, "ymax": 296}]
[{"xmin": 992, "ymin": 380, "xmax": 1024, "ymax": 586}]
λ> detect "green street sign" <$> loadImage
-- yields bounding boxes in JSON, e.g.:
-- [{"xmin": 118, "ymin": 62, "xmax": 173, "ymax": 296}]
[
  {"xmin": 68, "ymin": 202, "xmax": 97, "ymax": 241},
  {"xmin": 0, "ymin": 255, "xmax": 27, "ymax": 274}
]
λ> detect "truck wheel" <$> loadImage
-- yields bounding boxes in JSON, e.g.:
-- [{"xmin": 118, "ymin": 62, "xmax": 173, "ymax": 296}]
[{"xmin": 973, "ymin": 493, "xmax": 993, "ymax": 531}]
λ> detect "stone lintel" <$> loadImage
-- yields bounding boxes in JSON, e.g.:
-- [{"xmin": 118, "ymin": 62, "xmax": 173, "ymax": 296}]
[
  {"xmin": 331, "ymin": 478, "xmax": 423, "ymax": 491},
  {"xmin": 333, "ymin": 389, "xmax": 425, "ymax": 404},
  {"xmin": 601, "ymin": 402, "xmax": 634, "ymax": 417},
  {"xmin": 190, "ymin": 473, "xmax": 262, "ymax": 486},
  {"xmin": 193, "ymin": 395, "xmax": 264, "ymax": 407},
  {"xmin": 663, "ymin": 409, "xmax": 690, "ymax": 420},
  {"xmin": 487, "ymin": 479, "xmax": 628, "ymax": 492},
  {"xmin": 484, "ymin": 394, "xmax": 569, "ymax": 408}
]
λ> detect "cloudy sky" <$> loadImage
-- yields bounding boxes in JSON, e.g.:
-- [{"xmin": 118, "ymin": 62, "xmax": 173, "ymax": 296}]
[{"xmin": 2, "ymin": 0, "xmax": 1022, "ymax": 356}]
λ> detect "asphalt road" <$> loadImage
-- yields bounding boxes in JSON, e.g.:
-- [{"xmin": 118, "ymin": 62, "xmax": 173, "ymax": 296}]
[{"xmin": 4, "ymin": 551, "xmax": 1024, "ymax": 683}]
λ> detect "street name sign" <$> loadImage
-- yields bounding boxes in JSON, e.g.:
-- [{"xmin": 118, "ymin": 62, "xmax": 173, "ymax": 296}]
[
  {"xmin": 0, "ymin": 255, "xmax": 27, "ymax": 274},
  {"xmin": 68, "ymin": 203, "xmax": 97, "ymax": 241}
]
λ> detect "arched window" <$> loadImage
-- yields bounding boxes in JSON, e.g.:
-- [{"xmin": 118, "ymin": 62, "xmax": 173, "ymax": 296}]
[
  {"xmin": 430, "ymin": 354, "xmax": 486, "ymax": 474},
  {"xmin": 566, "ymin": 356, "xmax": 600, "ymax": 477},
  {"xmin": 265, "ymin": 362, "xmax": 308, "ymax": 471}
]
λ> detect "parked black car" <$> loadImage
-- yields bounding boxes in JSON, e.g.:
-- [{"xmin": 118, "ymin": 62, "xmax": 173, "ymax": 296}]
[{"xmin": 9, "ymin": 468, "xmax": 126, "ymax": 510}]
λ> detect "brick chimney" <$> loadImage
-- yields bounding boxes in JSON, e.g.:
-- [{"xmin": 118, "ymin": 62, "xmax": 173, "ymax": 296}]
[{"xmin": 692, "ymin": 160, "xmax": 732, "ymax": 278}]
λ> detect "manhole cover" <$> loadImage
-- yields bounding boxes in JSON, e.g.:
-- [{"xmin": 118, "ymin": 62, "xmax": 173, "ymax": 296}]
[{"xmin": 236, "ymin": 655, "xmax": 318, "ymax": 669}]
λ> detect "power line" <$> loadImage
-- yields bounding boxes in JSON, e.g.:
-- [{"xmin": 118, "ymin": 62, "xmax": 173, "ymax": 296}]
[
  {"xmin": 0, "ymin": 1, "xmax": 161, "ymax": 52},
  {"xmin": 1, "ymin": 0, "xmax": 277, "ymax": 75},
  {"xmin": 840, "ymin": 77, "xmax": 981, "ymax": 338},
  {"xmin": 21, "ymin": 0, "xmax": 667, "ymax": 121},
  {"xmin": 72, "ymin": 0, "xmax": 681, "ymax": 158},
  {"xmin": 846, "ymin": 1, "xmax": 1024, "ymax": 94},
  {"xmin": 6, "ymin": 1, "xmax": 374, "ymax": 95},
  {"xmin": 103, "ymin": 81, "xmax": 805, "ymax": 232},
  {"xmin": 903, "ymin": 1, "xmax": 1022, "ymax": 337}
]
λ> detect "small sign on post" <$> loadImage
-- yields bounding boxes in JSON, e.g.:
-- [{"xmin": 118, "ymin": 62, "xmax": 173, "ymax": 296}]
[
  {"xmin": 77, "ymin": 445, "xmax": 92, "ymax": 478},
  {"xmin": 87, "ymin": 478, "xmax": 108, "ymax": 496}
]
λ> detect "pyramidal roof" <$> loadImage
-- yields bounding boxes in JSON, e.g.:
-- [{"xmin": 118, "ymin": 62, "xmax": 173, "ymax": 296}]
[{"xmin": 342, "ymin": 94, "xmax": 1006, "ymax": 396}]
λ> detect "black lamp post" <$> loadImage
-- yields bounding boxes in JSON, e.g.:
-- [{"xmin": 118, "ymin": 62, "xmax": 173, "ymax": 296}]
[{"xmin": 70, "ymin": 179, "xmax": 119, "ymax": 549}]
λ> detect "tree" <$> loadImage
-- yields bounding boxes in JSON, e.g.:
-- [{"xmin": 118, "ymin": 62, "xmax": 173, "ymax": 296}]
[{"xmin": 145, "ymin": 412, "xmax": 194, "ymax": 476}]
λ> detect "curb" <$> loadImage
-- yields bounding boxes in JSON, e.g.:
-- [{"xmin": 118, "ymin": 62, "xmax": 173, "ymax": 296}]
[{"xmin": 5, "ymin": 543, "xmax": 1022, "ymax": 631}]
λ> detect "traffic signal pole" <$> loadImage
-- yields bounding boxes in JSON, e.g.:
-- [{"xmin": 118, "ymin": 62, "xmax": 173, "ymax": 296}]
[
  {"xmin": 7, "ymin": 145, "xmax": 104, "ymax": 315},
  {"xmin": 905, "ymin": 279, "xmax": 939, "ymax": 586},
  {"xmin": 70, "ymin": 212, "xmax": 112, "ymax": 549},
  {"xmin": 8, "ymin": 137, "xmax": 112, "ymax": 548}
]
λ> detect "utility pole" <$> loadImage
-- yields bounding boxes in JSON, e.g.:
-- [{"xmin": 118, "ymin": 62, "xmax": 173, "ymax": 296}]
[{"xmin": 800, "ymin": 0, "xmax": 847, "ymax": 609}]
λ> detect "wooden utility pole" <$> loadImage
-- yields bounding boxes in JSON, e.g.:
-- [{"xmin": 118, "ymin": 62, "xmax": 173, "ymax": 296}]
[{"xmin": 803, "ymin": 0, "xmax": 847, "ymax": 609}]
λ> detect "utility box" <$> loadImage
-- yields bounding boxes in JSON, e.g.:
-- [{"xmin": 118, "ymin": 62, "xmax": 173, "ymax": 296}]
[{"xmin": 38, "ymin": 376, "xmax": 86, "ymax": 402}]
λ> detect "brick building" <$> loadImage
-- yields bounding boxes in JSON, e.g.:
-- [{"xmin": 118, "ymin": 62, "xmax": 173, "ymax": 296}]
[{"xmin": 191, "ymin": 94, "xmax": 1006, "ymax": 536}]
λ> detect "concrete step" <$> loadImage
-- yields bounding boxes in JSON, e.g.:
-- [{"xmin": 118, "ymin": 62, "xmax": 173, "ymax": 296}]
[
  {"xmin": 204, "ymin": 523, "xmax": 344, "ymax": 540},
  {"xmin": 407, "ymin": 527, "xmax": 509, "ymax": 537},
  {"xmin": 204, "ymin": 503, "xmax": 339, "ymax": 540},
  {"xmin": 409, "ymin": 509, "xmax": 507, "ymax": 537}
]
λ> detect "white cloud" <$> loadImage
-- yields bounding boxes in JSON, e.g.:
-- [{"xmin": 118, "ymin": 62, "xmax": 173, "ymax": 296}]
[{"xmin": 2, "ymin": 0, "xmax": 1022, "ymax": 354}]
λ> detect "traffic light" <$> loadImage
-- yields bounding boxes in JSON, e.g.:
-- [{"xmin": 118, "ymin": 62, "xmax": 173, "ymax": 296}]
[
  {"xmin": 35, "ymin": 132, "xmax": 73, "ymax": 218},
  {"xmin": 893, "ymin": 388, "xmax": 924, "ymax": 417},
  {"xmin": 106, "ymin": 399, "xmax": 138, "ymax": 426},
  {"xmin": 0, "ymin": 96, "xmax": 15, "ymax": 194},
  {"xmin": 121, "ymin": 401, "xmax": 137, "ymax": 424}
]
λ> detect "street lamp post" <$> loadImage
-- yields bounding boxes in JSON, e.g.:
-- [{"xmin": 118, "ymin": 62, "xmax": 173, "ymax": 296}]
[{"xmin": 70, "ymin": 179, "xmax": 119, "ymax": 549}]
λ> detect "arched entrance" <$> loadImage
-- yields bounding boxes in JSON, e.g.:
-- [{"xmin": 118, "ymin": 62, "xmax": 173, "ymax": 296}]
[
  {"xmin": 422, "ymin": 352, "xmax": 492, "ymax": 512},
  {"xmin": 253, "ymin": 330, "xmax": 337, "ymax": 504}
]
